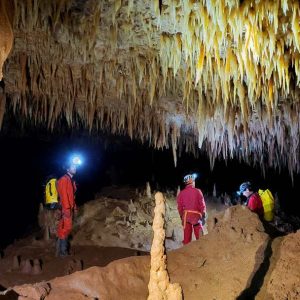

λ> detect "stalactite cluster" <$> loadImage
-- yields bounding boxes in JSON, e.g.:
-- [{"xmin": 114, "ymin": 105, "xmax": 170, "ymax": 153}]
[
  {"xmin": 0, "ymin": 0, "xmax": 14, "ymax": 80},
  {"xmin": 2, "ymin": 0, "xmax": 300, "ymax": 176}
]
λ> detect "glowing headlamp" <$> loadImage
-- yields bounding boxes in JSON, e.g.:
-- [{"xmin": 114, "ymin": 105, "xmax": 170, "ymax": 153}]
[
  {"xmin": 71, "ymin": 155, "xmax": 82, "ymax": 166},
  {"xmin": 192, "ymin": 173, "xmax": 198, "ymax": 180}
]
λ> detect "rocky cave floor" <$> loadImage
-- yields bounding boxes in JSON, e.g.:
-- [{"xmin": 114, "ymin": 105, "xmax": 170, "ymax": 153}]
[{"xmin": 0, "ymin": 187, "xmax": 299, "ymax": 300}]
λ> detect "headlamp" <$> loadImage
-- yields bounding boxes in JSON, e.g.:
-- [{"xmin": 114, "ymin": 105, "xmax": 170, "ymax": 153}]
[
  {"xmin": 192, "ymin": 173, "xmax": 198, "ymax": 180},
  {"xmin": 71, "ymin": 155, "xmax": 82, "ymax": 166}
]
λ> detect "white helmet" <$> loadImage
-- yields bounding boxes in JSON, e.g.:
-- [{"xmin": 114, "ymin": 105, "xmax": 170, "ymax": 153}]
[{"xmin": 183, "ymin": 173, "xmax": 197, "ymax": 184}]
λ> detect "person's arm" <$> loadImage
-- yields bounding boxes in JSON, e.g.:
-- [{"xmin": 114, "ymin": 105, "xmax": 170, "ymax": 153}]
[
  {"xmin": 198, "ymin": 189, "xmax": 206, "ymax": 216},
  {"xmin": 57, "ymin": 177, "xmax": 71, "ymax": 211},
  {"xmin": 73, "ymin": 181, "xmax": 78, "ymax": 214}
]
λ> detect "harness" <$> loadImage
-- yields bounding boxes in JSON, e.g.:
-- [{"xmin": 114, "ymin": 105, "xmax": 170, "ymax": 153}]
[{"xmin": 183, "ymin": 210, "xmax": 202, "ymax": 229}]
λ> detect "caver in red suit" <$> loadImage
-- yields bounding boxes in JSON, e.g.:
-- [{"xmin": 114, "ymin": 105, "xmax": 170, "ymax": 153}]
[
  {"xmin": 238, "ymin": 181, "xmax": 264, "ymax": 217},
  {"xmin": 56, "ymin": 164, "xmax": 77, "ymax": 256},
  {"xmin": 247, "ymin": 193, "xmax": 264, "ymax": 216},
  {"xmin": 177, "ymin": 174, "xmax": 206, "ymax": 245}
]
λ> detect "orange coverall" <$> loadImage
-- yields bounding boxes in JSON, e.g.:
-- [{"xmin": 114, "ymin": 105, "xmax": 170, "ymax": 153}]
[{"xmin": 56, "ymin": 174, "xmax": 77, "ymax": 240}]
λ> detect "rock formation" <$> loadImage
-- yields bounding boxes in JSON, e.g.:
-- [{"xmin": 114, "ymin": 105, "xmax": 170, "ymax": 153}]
[
  {"xmin": 147, "ymin": 192, "xmax": 182, "ymax": 300},
  {"xmin": 12, "ymin": 255, "xmax": 19, "ymax": 270},
  {"xmin": 32, "ymin": 259, "xmax": 42, "ymax": 275},
  {"xmin": 70, "ymin": 193, "xmax": 183, "ymax": 252},
  {"xmin": 0, "ymin": 0, "xmax": 14, "ymax": 80},
  {"xmin": 2, "ymin": 1, "xmax": 300, "ymax": 175}
]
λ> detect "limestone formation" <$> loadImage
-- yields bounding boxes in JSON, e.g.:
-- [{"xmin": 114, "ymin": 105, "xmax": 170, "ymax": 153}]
[
  {"xmin": 12, "ymin": 255, "xmax": 19, "ymax": 270},
  {"xmin": 13, "ymin": 282, "xmax": 50, "ymax": 300},
  {"xmin": 2, "ymin": 1, "xmax": 300, "ymax": 176},
  {"xmin": 32, "ymin": 259, "xmax": 42, "ymax": 275},
  {"xmin": 72, "ymin": 192, "xmax": 183, "ymax": 251},
  {"xmin": 20, "ymin": 259, "xmax": 32, "ymax": 274},
  {"xmin": 128, "ymin": 199, "xmax": 137, "ymax": 222},
  {"xmin": 0, "ymin": 0, "xmax": 14, "ymax": 80},
  {"xmin": 147, "ymin": 192, "xmax": 182, "ymax": 300},
  {"xmin": 213, "ymin": 184, "xmax": 217, "ymax": 197},
  {"xmin": 146, "ymin": 182, "xmax": 151, "ymax": 198},
  {"xmin": 65, "ymin": 259, "xmax": 83, "ymax": 275}
]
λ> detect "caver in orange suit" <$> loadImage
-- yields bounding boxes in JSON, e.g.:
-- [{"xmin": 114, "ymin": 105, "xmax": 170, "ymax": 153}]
[{"xmin": 56, "ymin": 173, "xmax": 77, "ymax": 255}]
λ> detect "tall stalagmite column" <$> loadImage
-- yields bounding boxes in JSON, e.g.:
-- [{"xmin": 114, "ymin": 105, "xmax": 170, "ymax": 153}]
[
  {"xmin": 147, "ymin": 192, "xmax": 182, "ymax": 300},
  {"xmin": 0, "ymin": 0, "xmax": 14, "ymax": 80}
]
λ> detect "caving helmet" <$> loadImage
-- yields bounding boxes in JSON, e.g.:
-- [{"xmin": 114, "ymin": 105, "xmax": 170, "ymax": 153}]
[
  {"xmin": 63, "ymin": 154, "xmax": 83, "ymax": 174},
  {"xmin": 237, "ymin": 181, "xmax": 252, "ymax": 196},
  {"xmin": 183, "ymin": 173, "xmax": 197, "ymax": 185}
]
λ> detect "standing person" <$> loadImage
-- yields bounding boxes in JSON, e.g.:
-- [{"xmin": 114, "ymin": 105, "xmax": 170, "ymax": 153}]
[
  {"xmin": 237, "ymin": 181, "xmax": 264, "ymax": 217},
  {"xmin": 56, "ymin": 159, "xmax": 79, "ymax": 256},
  {"xmin": 177, "ymin": 174, "xmax": 206, "ymax": 245}
]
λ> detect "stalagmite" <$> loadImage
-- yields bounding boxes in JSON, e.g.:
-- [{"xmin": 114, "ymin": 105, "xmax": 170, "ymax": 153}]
[
  {"xmin": 146, "ymin": 182, "xmax": 151, "ymax": 198},
  {"xmin": 128, "ymin": 200, "xmax": 137, "ymax": 220},
  {"xmin": 213, "ymin": 184, "xmax": 217, "ymax": 197},
  {"xmin": 12, "ymin": 255, "xmax": 19, "ymax": 270},
  {"xmin": 147, "ymin": 192, "xmax": 182, "ymax": 300},
  {"xmin": 20, "ymin": 259, "xmax": 32, "ymax": 274},
  {"xmin": 32, "ymin": 259, "xmax": 42, "ymax": 275}
]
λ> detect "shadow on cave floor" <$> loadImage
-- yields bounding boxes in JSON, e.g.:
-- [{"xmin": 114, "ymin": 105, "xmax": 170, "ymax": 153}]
[
  {"xmin": 236, "ymin": 220, "xmax": 286, "ymax": 300},
  {"xmin": 0, "ymin": 285, "xmax": 7, "ymax": 292},
  {"xmin": 0, "ymin": 285, "xmax": 18, "ymax": 300},
  {"xmin": 236, "ymin": 238, "xmax": 273, "ymax": 300}
]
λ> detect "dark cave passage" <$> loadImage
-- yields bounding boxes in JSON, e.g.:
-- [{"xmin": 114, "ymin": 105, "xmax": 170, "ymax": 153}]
[{"xmin": 0, "ymin": 131, "xmax": 300, "ymax": 250}]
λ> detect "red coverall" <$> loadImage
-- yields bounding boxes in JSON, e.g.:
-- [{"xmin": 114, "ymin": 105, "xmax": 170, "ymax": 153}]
[
  {"xmin": 247, "ymin": 193, "xmax": 264, "ymax": 217},
  {"xmin": 57, "ymin": 174, "xmax": 77, "ymax": 240},
  {"xmin": 177, "ymin": 185, "xmax": 206, "ymax": 245}
]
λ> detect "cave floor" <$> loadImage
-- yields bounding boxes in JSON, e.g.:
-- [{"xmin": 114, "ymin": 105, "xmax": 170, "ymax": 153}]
[{"xmin": 0, "ymin": 237, "xmax": 145, "ymax": 289}]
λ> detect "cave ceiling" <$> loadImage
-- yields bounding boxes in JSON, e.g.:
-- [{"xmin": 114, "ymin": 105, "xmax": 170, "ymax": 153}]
[{"xmin": 0, "ymin": 0, "xmax": 300, "ymax": 175}]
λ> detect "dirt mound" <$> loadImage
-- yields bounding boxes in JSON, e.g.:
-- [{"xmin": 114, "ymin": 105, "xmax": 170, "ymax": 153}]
[
  {"xmin": 8, "ymin": 205, "xmax": 276, "ymax": 300},
  {"xmin": 71, "ymin": 194, "xmax": 184, "ymax": 251},
  {"xmin": 69, "ymin": 193, "xmax": 225, "ymax": 252}
]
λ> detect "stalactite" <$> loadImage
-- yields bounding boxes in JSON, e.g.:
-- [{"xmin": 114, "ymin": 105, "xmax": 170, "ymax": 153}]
[
  {"xmin": 0, "ymin": 87, "xmax": 6, "ymax": 129},
  {"xmin": 0, "ymin": 0, "xmax": 14, "ymax": 80},
  {"xmin": 1, "ymin": 0, "xmax": 300, "ymax": 176}
]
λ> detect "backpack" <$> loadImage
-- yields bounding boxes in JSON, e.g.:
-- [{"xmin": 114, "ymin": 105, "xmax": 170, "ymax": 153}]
[
  {"xmin": 44, "ymin": 178, "xmax": 60, "ymax": 210},
  {"xmin": 258, "ymin": 189, "xmax": 275, "ymax": 221}
]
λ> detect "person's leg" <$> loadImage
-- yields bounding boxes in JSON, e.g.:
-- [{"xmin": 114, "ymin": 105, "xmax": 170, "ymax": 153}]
[
  {"xmin": 57, "ymin": 215, "xmax": 72, "ymax": 256},
  {"xmin": 193, "ymin": 224, "xmax": 201, "ymax": 240},
  {"xmin": 183, "ymin": 222, "xmax": 193, "ymax": 244}
]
